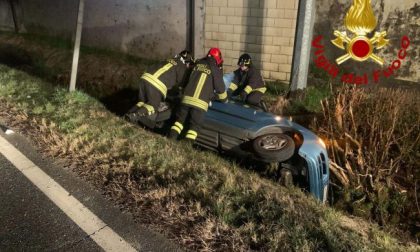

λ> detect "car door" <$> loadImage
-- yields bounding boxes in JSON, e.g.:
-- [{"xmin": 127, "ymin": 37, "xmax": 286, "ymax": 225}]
[{"xmin": 197, "ymin": 101, "xmax": 260, "ymax": 151}]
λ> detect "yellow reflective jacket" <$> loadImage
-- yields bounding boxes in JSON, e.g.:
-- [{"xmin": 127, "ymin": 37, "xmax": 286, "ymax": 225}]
[
  {"xmin": 140, "ymin": 58, "xmax": 188, "ymax": 98},
  {"xmin": 181, "ymin": 57, "xmax": 227, "ymax": 111},
  {"xmin": 228, "ymin": 65, "xmax": 266, "ymax": 95}
]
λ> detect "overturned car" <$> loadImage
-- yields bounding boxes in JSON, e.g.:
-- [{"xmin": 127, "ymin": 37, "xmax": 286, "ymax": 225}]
[{"xmin": 127, "ymin": 98, "xmax": 329, "ymax": 203}]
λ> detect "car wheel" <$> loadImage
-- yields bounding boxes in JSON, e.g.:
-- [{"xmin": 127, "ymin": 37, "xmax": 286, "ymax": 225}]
[{"xmin": 253, "ymin": 134, "xmax": 295, "ymax": 162}]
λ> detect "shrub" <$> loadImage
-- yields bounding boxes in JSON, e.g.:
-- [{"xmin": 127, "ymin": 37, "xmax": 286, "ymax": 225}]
[{"xmin": 316, "ymin": 86, "xmax": 420, "ymax": 234}]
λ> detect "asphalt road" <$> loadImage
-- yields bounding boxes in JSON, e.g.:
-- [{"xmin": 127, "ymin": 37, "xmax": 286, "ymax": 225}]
[
  {"xmin": 0, "ymin": 125, "xmax": 180, "ymax": 251},
  {"xmin": 0, "ymin": 152, "xmax": 102, "ymax": 250}
]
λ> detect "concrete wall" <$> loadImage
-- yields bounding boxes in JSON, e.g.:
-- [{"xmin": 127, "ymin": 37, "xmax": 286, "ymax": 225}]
[
  {"xmin": 82, "ymin": 0, "xmax": 187, "ymax": 59},
  {"xmin": 204, "ymin": 0, "xmax": 299, "ymax": 81},
  {"xmin": 4, "ymin": 0, "xmax": 190, "ymax": 60},
  {"xmin": 313, "ymin": 0, "xmax": 419, "ymax": 84},
  {"xmin": 0, "ymin": 0, "xmax": 14, "ymax": 31},
  {"xmin": 20, "ymin": 0, "xmax": 78, "ymax": 37}
]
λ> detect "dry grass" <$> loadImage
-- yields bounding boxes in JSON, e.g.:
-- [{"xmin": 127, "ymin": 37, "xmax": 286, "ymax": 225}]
[
  {"xmin": 315, "ymin": 86, "xmax": 420, "ymax": 237},
  {"xmin": 269, "ymin": 96, "xmax": 290, "ymax": 115}
]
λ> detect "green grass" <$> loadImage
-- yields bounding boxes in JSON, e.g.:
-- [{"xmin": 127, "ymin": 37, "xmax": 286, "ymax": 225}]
[
  {"xmin": 290, "ymin": 85, "xmax": 331, "ymax": 114},
  {"xmin": 265, "ymin": 83, "xmax": 332, "ymax": 116},
  {"xmin": 0, "ymin": 64, "xmax": 417, "ymax": 251},
  {"xmin": 265, "ymin": 80, "xmax": 290, "ymax": 96}
]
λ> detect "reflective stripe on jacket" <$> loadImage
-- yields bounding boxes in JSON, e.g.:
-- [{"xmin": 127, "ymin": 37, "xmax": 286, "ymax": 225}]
[
  {"xmin": 140, "ymin": 59, "xmax": 187, "ymax": 98},
  {"xmin": 228, "ymin": 65, "xmax": 266, "ymax": 95},
  {"xmin": 182, "ymin": 57, "xmax": 227, "ymax": 111}
]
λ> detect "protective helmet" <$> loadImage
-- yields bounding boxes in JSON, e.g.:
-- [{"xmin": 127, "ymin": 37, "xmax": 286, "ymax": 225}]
[
  {"xmin": 207, "ymin": 47, "xmax": 223, "ymax": 66},
  {"xmin": 176, "ymin": 50, "xmax": 194, "ymax": 64},
  {"xmin": 238, "ymin": 53, "xmax": 252, "ymax": 66}
]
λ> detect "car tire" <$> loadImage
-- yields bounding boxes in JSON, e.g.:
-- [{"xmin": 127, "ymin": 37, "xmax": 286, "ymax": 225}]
[{"xmin": 253, "ymin": 134, "xmax": 295, "ymax": 162}]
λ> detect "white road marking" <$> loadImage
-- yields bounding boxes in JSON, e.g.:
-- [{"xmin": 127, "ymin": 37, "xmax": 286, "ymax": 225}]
[{"xmin": 0, "ymin": 135, "xmax": 137, "ymax": 252}]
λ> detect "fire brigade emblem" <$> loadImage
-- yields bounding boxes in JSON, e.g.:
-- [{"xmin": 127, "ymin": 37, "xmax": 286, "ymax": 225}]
[{"xmin": 331, "ymin": 0, "xmax": 388, "ymax": 65}]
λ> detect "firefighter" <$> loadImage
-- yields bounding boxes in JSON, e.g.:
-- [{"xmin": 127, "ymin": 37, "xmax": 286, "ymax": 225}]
[
  {"xmin": 227, "ymin": 53, "xmax": 266, "ymax": 106},
  {"xmin": 126, "ymin": 50, "xmax": 194, "ymax": 119},
  {"xmin": 169, "ymin": 48, "xmax": 227, "ymax": 142}
]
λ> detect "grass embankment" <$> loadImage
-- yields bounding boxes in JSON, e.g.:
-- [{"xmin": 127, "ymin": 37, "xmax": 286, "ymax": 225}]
[{"xmin": 0, "ymin": 65, "xmax": 417, "ymax": 251}]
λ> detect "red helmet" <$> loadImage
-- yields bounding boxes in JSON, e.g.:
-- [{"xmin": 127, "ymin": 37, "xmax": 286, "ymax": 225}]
[{"xmin": 207, "ymin": 48, "xmax": 223, "ymax": 66}]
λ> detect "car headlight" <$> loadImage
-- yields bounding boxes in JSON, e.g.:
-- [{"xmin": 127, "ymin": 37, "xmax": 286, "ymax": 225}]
[{"xmin": 318, "ymin": 138, "xmax": 326, "ymax": 149}]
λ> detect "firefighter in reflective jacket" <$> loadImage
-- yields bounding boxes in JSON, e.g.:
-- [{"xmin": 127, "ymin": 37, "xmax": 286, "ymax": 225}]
[
  {"xmin": 169, "ymin": 48, "xmax": 227, "ymax": 141},
  {"xmin": 227, "ymin": 53, "xmax": 266, "ymax": 106},
  {"xmin": 127, "ymin": 50, "xmax": 194, "ymax": 118}
]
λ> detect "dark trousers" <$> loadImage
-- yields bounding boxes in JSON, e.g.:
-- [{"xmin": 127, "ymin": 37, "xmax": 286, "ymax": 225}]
[
  {"xmin": 137, "ymin": 80, "xmax": 163, "ymax": 115},
  {"xmin": 169, "ymin": 105, "xmax": 205, "ymax": 140},
  {"xmin": 245, "ymin": 91, "xmax": 263, "ymax": 106}
]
